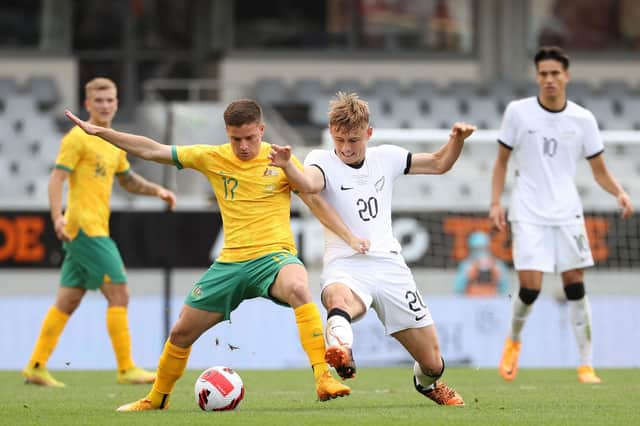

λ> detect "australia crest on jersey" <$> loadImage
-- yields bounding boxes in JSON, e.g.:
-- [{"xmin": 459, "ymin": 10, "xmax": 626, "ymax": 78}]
[{"xmin": 191, "ymin": 285, "xmax": 202, "ymax": 299}]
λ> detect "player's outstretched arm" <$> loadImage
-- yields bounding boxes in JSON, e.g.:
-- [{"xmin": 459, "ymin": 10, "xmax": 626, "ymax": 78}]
[
  {"xmin": 298, "ymin": 192, "xmax": 370, "ymax": 254},
  {"xmin": 589, "ymin": 154, "xmax": 634, "ymax": 218},
  {"xmin": 65, "ymin": 110, "xmax": 173, "ymax": 164},
  {"xmin": 408, "ymin": 122, "xmax": 476, "ymax": 175},
  {"xmin": 268, "ymin": 144, "xmax": 324, "ymax": 193},
  {"xmin": 117, "ymin": 171, "xmax": 177, "ymax": 210}
]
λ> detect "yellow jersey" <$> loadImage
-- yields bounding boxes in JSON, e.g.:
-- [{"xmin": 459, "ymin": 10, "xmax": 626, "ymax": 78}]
[
  {"xmin": 55, "ymin": 126, "xmax": 130, "ymax": 239},
  {"xmin": 172, "ymin": 142, "xmax": 300, "ymax": 262}
]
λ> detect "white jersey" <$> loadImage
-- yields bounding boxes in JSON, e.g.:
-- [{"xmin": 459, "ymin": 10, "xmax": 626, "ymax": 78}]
[
  {"xmin": 304, "ymin": 145, "xmax": 411, "ymax": 264},
  {"xmin": 498, "ymin": 97, "xmax": 604, "ymax": 225}
]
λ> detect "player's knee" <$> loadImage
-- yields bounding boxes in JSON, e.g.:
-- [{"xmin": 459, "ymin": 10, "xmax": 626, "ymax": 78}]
[
  {"xmin": 107, "ymin": 293, "xmax": 129, "ymax": 307},
  {"xmin": 56, "ymin": 300, "xmax": 79, "ymax": 315},
  {"xmin": 56, "ymin": 295, "xmax": 83, "ymax": 314},
  {"xmin": 416, "ymin": 356, "xmax": 445, "ymax": 379},
  {"xmin": 564, "ymin": 282, "xmax": 585, "ymax": 300},
  {"xmin": 519, "ymin": 287, "xmax": 540, "ymax": 305},
  {"xmin": 284, "ymin": 279, "xmax": 312, "ymax": 306},
  {"xmin": 169, "ymin": 325, "xmax": 195, "ymax": 347},
  {"xmin": 323, "ymin": 284, "xmax": 359, "ymax": 312}
]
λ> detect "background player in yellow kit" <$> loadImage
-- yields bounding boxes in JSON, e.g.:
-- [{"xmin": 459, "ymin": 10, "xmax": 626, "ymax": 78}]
[
  {"xmin": 65, "ymin": 98, "xmax": 365, "ymax": 410},
  {"xmin": 23, "ymin": 77, "xmax": 176, "ymax": 388}
]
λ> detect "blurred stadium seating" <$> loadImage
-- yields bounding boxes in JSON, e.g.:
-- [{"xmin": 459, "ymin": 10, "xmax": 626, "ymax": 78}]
[
  {"xmin": 0, "ymin": 76, "xmax": 66, "ymax": 205},
  {"xmin": 2, "ymin": 74, "xmax": 640, "ymax": 211}
]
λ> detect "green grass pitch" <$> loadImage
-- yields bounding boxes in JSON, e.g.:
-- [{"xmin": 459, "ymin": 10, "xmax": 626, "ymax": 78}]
[{"xmin": 2, "ymin": 368, "xmax": 638, "ymax": 425}]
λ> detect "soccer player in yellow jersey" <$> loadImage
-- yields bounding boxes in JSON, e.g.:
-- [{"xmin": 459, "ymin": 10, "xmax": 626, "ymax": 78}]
[
  {"xmin": 65, "ymin": 99, "xmax": 365, "ymax": 411},
  {"xmin": 22, "ymin": 78, "xmax": 176, "ymax": 388}
]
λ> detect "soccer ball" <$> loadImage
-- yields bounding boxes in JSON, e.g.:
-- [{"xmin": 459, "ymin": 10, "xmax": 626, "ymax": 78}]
[{"xmin": 194, "ymin": 366, "xmax": 245, "ymax": 411}]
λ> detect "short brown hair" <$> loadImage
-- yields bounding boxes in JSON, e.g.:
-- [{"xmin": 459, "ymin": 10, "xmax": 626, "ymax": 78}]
[
  {"xmin": 534, "ymin": 46, "xmax": 570, "ymax": 70},
  {"xmin": 328, "ymin": 92, "xmax": 370, "ymax": 132},
  {"xmin": 223, "ymin": 99, "xmax": 263, "ymax": 127},
  {"xmin": 84, "ymin": 77, "xmax": 117, "ymax": 99}
]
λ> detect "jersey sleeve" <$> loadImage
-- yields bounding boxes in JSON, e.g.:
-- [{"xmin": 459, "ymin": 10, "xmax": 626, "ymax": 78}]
[
  {"xmin": 172, "ymin": 144, "xmax": 211, "ymax": 171},
  {"xmin": 497, "ymin": 101, "xmax": 518, "ymax": 149},
  {"xmin": 303, "ymin": 149, "xmax": 324, "ymax": 168},
  {"xmin": 303, "ymin": 149, "xmax": 328, "ymax": 190},
  {"xmin": 115, "ymin": 150, "xmax": 131, "ymax": 175},
  {"xmin": 376, "ymin": 144, "xmax": 410, "ymax": 179},
  {"xmin": 55, "ymin": 129, "xmax": 84, "ymax": 172},
  {"xmin": 582, "ymin": 111, "xmax": 605, "ymax": 159}
]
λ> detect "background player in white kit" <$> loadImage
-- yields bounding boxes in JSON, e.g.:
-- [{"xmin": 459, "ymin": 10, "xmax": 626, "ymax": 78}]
[
  {"xmin": 269, "ymin": 92, "xmax": 475, "ymax": 406},
  {"xmin": 489, "ymin": 46, "xmax": 633, "ymax": 384}
]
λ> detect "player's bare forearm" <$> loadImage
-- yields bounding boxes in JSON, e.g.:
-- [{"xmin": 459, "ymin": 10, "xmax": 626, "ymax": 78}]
[
  {"xmin": 594, "ymin": 171, "xmax": 623, "ymax": 198},
  {"xmin": 268, "ymin": 145, "xmax": 323, "ymax": 193},
  {"xmin": 48, "ymin": 171, "xmax": 66, "ymax": 222},
  {"xmin": 489, "ymin": 148, "xmax": 509, "ymax": 231},
  {"xmin": 491, "ymin": 144, "xmax": 511, "ymax": 206},
  {"xmin": 118, "ymin": 172, "xmax": 177, "ymax": 210},
  {"xmin": 283, "ymin": 163, "xmax": 312, "ymax": 192},
  {"xmin": 435, "ymin": 138, "xmax": 465, "ymax": 173},
  {"xmin": 490, "ymin": 161, "xmax": 507, "ymax": 207},
  {"xmin": 65, "ymin": 110, "xmax": 172, "ymax": 164},
  {"xmin": 298, "ymin": 192, "xmax": 369, "ymax": 253},
  {"xmin": 435, "ymin": 122, "xmax": 475, "ymax": 172},
  {"xmin": 409, "ymin": 141, "xmax": 462, "ymax": 175},
  {"xmin": 48, "ymin": 168, "xmax": 71, "ymax": 241},
  {"xmin": 305, "ymin": 193, "xmax": 348, "ymax": 239},
  {"xmin": 588, "ymin": 154, "xmax": 633, "ymax": 217},
  {"xmin": 119, "ymin": 171, "xmax": 161, "ymax": 195},
  {"xmin": 409, "ymin": 123, "xmax": 474, "ymax": 174},
  {"xmin": 590, "ymin": 156, "xmax": 625, "ymax": 198},
  {"xmin": 96, "ymin": 127, "xmax": 172, "ymax": 163}
]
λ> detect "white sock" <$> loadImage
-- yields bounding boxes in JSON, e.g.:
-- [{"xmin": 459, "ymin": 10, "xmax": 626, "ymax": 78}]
[
  {"xmin": 413, "ymin": 361, "xmax": 437, "ymax": 390},
  {"xmin": 325, "ymin": 315, "xmax": 353, "ymax": 348},
  {"xmin": 568, "ymin": 296, "xmax": 593, "ymax": 366},
  {"xmin": 510, "ymin": 297, "xmax": 533, "ymax": 342}
]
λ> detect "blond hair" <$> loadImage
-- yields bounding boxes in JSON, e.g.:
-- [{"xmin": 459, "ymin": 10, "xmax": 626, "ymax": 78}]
[
  {"xmin": 328, "ymin": 92, "xmax": 369, "ymax": 131},
  {"xmin": 84, "ymin": 77, "xmax": 117, "ymax": 99}
]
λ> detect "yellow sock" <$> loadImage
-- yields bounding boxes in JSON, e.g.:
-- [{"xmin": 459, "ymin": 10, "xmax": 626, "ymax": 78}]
[
  {"xmin": 147, "ymin": 340, "xmax": 191, "ymax": 406},
  {"xmin": 106, "ymin": 306, "xmax": 134, "ymax": 372},
  {"xmin": 28, "ymin": 305, "xmax": 70, "ymax": 368},
  {"xmin": 294, "ymin": 303, "xmax": 330, "ymax": 380}
]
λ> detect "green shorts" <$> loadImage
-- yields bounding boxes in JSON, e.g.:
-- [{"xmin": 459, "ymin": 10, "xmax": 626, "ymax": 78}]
[
  {"xmin": 60, "ymin": 229, "xmax": 127, "ymax": 290},
  {"xmin": 185, "ymin": 251, "xmax": 303, "ymax": 320}
]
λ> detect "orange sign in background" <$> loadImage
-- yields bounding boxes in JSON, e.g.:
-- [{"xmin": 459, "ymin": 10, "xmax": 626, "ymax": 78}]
[
  {"xmin": 0, "ymin": 215, "xmax": 46, "ymax": 262},
  {"xmin": 0, "ymin": 211, "xmax": 632, "ymax": 268},
  {"xmin": 443, "ymin": 215, "xmax": 611, "ymax": 262}
]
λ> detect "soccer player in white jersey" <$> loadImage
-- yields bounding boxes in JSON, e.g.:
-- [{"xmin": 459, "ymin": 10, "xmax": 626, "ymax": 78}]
[
  {"xmin": 490, "ymin": 46, "xmax": 634, "ymax": 384},
  {"xmin": 269, "ymin": 92, "xmax": 475, "ymax": 406}
]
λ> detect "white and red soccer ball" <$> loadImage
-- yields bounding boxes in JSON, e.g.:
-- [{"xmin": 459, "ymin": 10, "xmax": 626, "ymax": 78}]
[{"xmin": 195, "ymin": 366, "xmax": 245, "ymax": 411}]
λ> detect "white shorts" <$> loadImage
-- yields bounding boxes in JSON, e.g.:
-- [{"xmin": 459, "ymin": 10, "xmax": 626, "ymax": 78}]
[
  {"xmin": 320, "ymin": 253, "xmax": 433, "ymax": 335},
  {"xmin": 511, "ymin": 221, "xmax": 594, "ymax": 273}
]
